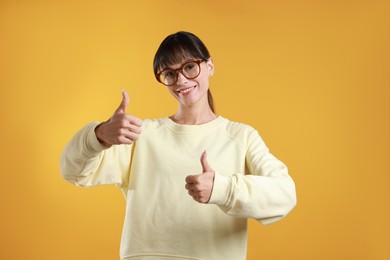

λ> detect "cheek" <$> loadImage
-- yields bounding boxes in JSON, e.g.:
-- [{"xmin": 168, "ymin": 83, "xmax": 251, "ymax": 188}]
[
  {"xmin": 197, "ymin": 78, "xmax": 209, "ymax": 91},
  {"xmin": 167, "ymin": 87, "xmax": 180, "ymax": 99}
]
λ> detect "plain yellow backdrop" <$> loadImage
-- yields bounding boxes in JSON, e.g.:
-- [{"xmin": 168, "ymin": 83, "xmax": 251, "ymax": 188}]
[{"xmin": 0, "ymin": 0, "xmax": 389, "ymax": 259}]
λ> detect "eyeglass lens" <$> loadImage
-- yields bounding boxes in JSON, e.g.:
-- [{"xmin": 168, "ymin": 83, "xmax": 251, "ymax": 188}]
[{"xmin": 159, "ymin": 61, "xmax": 201, "ymax": 86}]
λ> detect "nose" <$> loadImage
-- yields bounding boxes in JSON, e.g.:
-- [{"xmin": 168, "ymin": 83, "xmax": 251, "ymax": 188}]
[{"xmin": 176, "ymin": 71, "xmax": 188, "ymax": 85}]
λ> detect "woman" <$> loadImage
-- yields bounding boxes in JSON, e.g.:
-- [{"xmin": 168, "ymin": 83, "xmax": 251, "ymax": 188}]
[{"xmin": 60, "ymin": 31, "xmax": 296, "ymax": 260}]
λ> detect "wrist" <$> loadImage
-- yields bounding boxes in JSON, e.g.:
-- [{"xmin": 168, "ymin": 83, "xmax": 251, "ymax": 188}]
[
  {"xmin": 94, "ymin": 122, "xmax": 111, "ymax": 147},
  {"xmin": 208, "ymin": 173, "xmax": 232, "ymax": 206}
]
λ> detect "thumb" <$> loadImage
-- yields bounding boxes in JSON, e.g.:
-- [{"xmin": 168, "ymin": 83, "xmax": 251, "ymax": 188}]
[
  {"xmin": 116, "ymin": 89, "xmax": 129, "ymax": 114},
  {"xmin": 200, "ymin": 150, "xmax": 213, "ymax": 173}
]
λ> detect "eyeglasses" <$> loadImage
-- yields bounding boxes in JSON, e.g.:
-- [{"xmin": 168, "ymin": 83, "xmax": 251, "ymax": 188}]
[{"xmin": 156, "ymin": 60, "xmax": 205, "ymax": 86}]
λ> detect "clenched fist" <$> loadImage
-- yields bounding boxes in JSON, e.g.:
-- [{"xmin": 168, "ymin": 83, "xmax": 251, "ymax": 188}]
[
  {"xmin": 95, "ymin": 90, "xmax": 143, "ymax": 147},
  {"xmin": 185, "ymin": 151, "xmax": 215, "ymax": 203}
]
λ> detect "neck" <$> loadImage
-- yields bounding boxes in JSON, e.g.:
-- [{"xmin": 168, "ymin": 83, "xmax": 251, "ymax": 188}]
[{"xmin": 171, "ymin": 103, "xmax": 216, "ymax": 125}]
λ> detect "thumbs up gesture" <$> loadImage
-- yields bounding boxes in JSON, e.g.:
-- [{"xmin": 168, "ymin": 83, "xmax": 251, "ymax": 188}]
[
  {"xmin": 185, "ymin": 151, "xmax": 215, "ymax": 203},
  {"xmin": 95, "ymin": 90, "xmax": 143, "ymax": 147}
]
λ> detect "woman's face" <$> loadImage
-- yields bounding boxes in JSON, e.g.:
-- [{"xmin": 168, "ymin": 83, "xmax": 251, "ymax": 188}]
[{"xmin": 163, "ymin": 58, "xmax": 214, "ymax": 109}]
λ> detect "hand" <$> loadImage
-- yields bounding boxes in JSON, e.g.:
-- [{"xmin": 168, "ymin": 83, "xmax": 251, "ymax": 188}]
[
  {"xmin": 185, "ymin": 151, "xmax": 215, "ymax": 203},
  {"xmin": 95, "ymin": 90, "xmax": 143, "ymax": 146}
]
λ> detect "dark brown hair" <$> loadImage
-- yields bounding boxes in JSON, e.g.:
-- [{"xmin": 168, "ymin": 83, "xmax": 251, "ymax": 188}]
[{"xmin": 153, "ymin": 31, "xmax": 215, "ymax": 113}]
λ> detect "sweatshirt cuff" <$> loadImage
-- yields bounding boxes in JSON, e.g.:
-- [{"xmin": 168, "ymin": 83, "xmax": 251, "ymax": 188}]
[
  {"xmin": 85, "ymin": 122, "xmax": 110, "ymax": 156},
  {"xmin": 208, "ymin": 172, "xmax": 232, "ymax": 206}
]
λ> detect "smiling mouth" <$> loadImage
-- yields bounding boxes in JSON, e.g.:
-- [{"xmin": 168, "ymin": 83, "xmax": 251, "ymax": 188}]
[{"xmin": 177, "ymin": 86, "xmax": 196, "ymax": 94}]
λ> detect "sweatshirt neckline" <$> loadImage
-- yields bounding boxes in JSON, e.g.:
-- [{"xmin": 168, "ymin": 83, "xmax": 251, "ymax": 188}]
[{"xmin": 160, "ymin": 116, "xmax": 225, "ymax": 134}]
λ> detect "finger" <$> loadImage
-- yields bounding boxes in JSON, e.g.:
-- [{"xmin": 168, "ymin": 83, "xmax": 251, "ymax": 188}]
[
  {"xmin": 127, "ymin": 124, "xmax": 142, "ymax": 135},
  {"xmin": 116, "ymin": 127, "xmax": 139, "ymax": 142},
  {"xmin": 116, "ymin": 89, "xmax": 130, "ymax": 114},
  {"xmin": 200, "ymin": 150, "xmax": 213, "ymax": 173},
  {"xmin": 125, "ymin": 114, "xmax": 143, "ymax": 127},
  {"xmin": 122, "ymin": 130, "xmax": 140, "ymax": 142},
  {"xmin": 185, "ymin": 183, "xmax": 196, "ymax": 191},
  {"xmin": 185, "ymin": 175, "xmax": 197, "ymax": 184},
  {"xmin": 188, "ymin": 191, "xmax": 202, "ymax": 202},
  {"xmin": 117, "ymin": 135, "xmax": 134, "ymax": 145}
]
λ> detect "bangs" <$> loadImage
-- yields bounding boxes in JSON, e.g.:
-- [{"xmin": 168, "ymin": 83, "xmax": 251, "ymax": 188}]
[{"xmin": 157, "ymin": 45, "xmax": 199, "ymax": 70}]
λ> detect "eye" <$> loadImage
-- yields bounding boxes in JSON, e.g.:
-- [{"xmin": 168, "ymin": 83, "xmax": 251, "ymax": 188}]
[
  {"xmin": 184, "ymin": 62, "xmax": 196, "ymax": 71},
  {"xmin": 163, "ymin": 70, "xmax": 175, "ymax": 79}
]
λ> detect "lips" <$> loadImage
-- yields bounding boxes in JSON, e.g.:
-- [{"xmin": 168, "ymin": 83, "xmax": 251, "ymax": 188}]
[{"xmin": 177, "ymin": 86, "xmax": 196, "ymax": 95}]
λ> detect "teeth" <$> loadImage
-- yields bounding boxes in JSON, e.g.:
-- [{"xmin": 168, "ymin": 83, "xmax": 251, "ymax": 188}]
[{"xmin": 179, "ymin": 87, "xmax": 194, "ymax": 94}]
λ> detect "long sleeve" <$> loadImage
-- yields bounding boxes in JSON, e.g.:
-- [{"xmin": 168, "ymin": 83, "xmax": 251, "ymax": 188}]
[
  {"xmin": 209, "ymin": 129, "xmax": 297, "ymax": 225},
  {"xmin": 60, "ymin": 122, "xmax": 132, "ymax": 188}
]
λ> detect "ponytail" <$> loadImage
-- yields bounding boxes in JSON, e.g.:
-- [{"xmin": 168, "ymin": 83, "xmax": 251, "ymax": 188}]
[{"xmin": 207, "ymin": 89, "xmax": 215, "ymax": 113}]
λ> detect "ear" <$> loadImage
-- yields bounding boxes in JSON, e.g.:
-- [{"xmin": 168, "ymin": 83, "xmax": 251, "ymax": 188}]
[{"xmin": 206, "ymin": 58, "xmax": 215, "ymax": 76}]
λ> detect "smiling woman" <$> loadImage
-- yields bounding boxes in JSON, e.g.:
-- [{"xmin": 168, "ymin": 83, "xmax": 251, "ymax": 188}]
[{"xmin": 60, "ymin": 31, "xmax": 296, "ymax": 260}]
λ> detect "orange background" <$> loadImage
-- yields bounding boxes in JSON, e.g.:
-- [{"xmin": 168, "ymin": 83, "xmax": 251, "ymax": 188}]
[{"xmin": 0, "ymin": 0, "xmax": 389, "ymax": 259}]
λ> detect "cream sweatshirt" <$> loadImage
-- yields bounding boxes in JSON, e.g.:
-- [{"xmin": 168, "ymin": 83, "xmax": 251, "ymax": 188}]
[{"xmin": 60, "ymin": 116, "xmax": 296, "ymax": 260}]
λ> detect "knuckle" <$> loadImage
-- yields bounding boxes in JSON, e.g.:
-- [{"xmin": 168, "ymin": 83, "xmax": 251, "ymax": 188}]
[
  {"xmin": 120, "ymin": 121, "xmax": 127, "ymax": 128},
  {"xmin": 118, "ymin": 129, "xmax": 126, "ymax": 135},
  {"xmin": 130, "ymin": 126, "xmax": 140, "ymax": 134},
  {"xmin": 133, "ymin": 126, "xmax": 142, "ymax": 134},
  {"xmin": 131, "ymin": 133, "xmax": 139, "ymax": 140}
]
